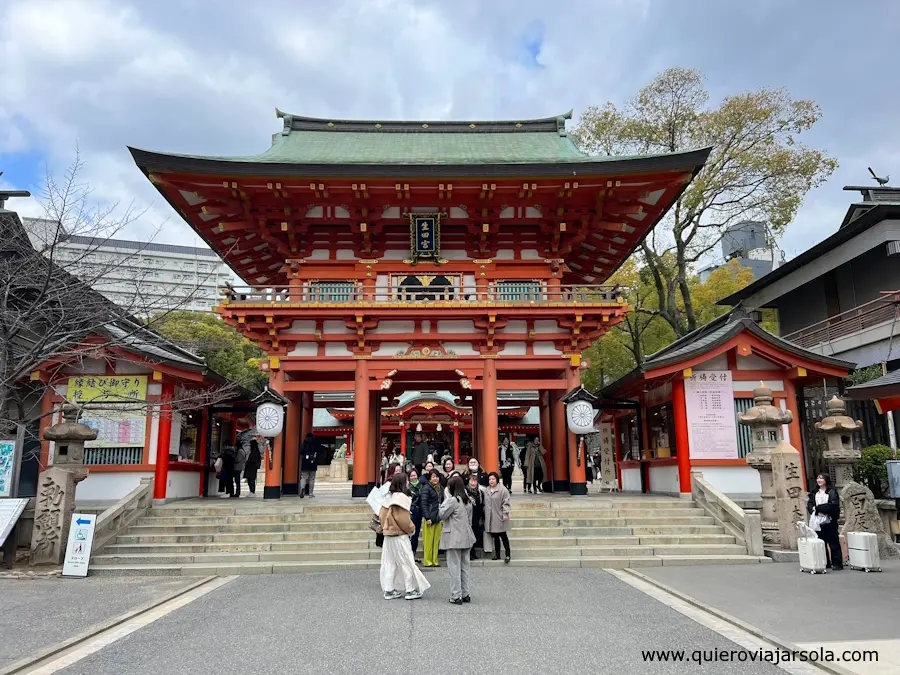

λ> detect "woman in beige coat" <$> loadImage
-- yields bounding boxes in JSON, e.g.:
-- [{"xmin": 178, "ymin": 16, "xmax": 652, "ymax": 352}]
[{"xmin": 483, "ymin": 472, "xmax": 511, "ymax": 563}]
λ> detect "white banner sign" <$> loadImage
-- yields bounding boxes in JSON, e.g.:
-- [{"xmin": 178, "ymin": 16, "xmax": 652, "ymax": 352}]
[
  {"xmin": 684, "ymin": 371, "xmax": 739, "ymax": 460},
  {"xmin": 0, "ymin": 498, "xmax": 28, "ymax": 547},
  {"xmin": 62, "ymin": 513, "xmax": 97, "ymax": 578}
]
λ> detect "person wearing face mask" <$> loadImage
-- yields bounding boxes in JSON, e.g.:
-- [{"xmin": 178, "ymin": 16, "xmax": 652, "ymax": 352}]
[
  {"xmin": 462, "ymin": 457, "xmax": 488, "ymax": 487},
  {"xmin": 499, "ymin": 437, "xmax": 516, "ymax": 492}
]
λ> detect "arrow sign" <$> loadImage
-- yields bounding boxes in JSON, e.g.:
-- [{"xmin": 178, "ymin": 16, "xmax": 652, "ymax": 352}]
[{"xmin": 76, "ymin": 517, "xmax": 92, "ymax": 526}]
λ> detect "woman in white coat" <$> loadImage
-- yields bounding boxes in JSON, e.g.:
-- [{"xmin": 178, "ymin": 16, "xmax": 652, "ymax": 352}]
[
  {"xmin": 379, "ymin": 473, "xmax": 431, "ymax": 600},
  {"xmin": 439, "ymin": 474, "xmax": 476, "ymax": 605}
]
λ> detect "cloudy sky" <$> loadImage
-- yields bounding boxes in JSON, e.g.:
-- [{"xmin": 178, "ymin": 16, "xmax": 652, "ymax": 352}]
[{"xmin": 2, "ymin": 0, "xmax": 898, "ymax": 264}]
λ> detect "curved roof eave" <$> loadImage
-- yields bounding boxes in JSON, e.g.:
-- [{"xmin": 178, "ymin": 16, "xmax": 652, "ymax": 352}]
[{"xmin": 128, "ymin": 146, "xmax": 712, "ymax": 179}]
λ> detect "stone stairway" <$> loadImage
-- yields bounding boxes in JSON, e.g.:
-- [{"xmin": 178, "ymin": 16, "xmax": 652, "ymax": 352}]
[{"xmin": 88, "ymin": 495, "xmax": 769, "ymax": 576}]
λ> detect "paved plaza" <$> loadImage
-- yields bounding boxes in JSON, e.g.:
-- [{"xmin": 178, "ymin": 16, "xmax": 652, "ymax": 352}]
[{"xmin": 5, "ymin": 563, "xmax": 896, "ymax": 675}]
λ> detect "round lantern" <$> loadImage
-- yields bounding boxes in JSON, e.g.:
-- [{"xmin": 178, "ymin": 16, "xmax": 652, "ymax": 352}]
[
  {"xmin": 566, "ymin": 400, "xmax": 596, "ymax": 435},
  {"xmin": 256, "ymin": 402, "xmax": 284, "ymax": 437}
]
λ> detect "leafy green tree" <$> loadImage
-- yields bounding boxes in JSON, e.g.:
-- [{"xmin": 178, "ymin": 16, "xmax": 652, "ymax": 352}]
[
  {"xmin": 153, "ymin": 310, "xmax": 267, "ymax": 391},
  {"xmin": 583, "ymin": 260, "xmax": 767, "ymax": 390},
  {"xmin": 573, "ymin": 67, "xmax": 837, "ymax": 337},
  {"xmin": 854, "ymin": 444, "xmax": 895, "ymax": 498}
]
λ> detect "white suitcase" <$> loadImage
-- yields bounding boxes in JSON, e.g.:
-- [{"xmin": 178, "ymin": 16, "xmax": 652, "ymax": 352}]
[
  {"xmin": 847, "ymin": 531, "xmax": 881, "ymax": 572},
  {"xmin": 798, "ymin": 536, "xmax": 827, "ymax": 574}
]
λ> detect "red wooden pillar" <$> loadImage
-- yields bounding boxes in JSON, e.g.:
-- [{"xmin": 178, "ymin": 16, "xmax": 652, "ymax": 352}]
[
  {"xmin": 39, "ymin": 387, "xmax": 55, "ymax": 469},
  {"xmin": 672, "ymin": 375, "xmax": 692, "ymax": 494},
  {"xmin": 539, "ymin": 390, "xmax": 552, "ymax": 482},
  {"xmin": 264, "ymin": 370, "xmax": 285, "ymax": 499},
  {"xmin": 282, "ymin": 394, "xmax": 302, "ymax": 495},
  {"xmin": 453, "ymin": 423, "xmax": 460, "ymax": 464},
  {"xmin": 352, "ymin": 359, "xmax": 370, "ymax": 497},
  {"xmin": 153, "ymin": 381, "xmax": 175, "ymax": 502},
  {"xmin": 551, "ymin": 390, "xmax": 569, "ymax": 491},
  {"xmin": 481, "ymin": 358, "xmax": 499, "ymax": 473},
  {"xmin": 566, "ymin": 366, "xmax": 587, "ymax": 495},
  {"xmin": 783, "ymin": 377, "xmax": 807, "ymax": 488},
  {"xmin": 400, "ymin": 422, "xmax": 407, "ymax": 457},
  {"xmin": 368, "ymin": 393, "xmax": 379, "ymax": 485}
]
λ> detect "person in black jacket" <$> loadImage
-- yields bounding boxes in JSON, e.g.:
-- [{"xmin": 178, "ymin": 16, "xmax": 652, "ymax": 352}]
[
  {"xmin": 244, "ymin": 439, "xmax": 262, "ymax": 495},
  {"xmin": 807, "ymin": 473, "xmax": 842, "ymax": 570},
  {"xmin": 299, "ymin": 432, "xmax": 320, "ymax": 498}
]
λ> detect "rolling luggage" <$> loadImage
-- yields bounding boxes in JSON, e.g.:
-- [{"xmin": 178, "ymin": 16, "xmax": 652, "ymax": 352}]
[
  {"xmin": 846, "ymin": 531, "xmax": 881, "ymax": 572},
  {"xmin": 797, "ymin": 522, "xmax": 827, "ymax": 574},
  {"xmin": 839, "ymin": 533, "xmax": 849, "ymax": 565}
]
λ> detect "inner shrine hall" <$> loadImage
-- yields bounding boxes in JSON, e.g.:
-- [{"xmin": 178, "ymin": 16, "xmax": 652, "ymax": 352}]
[{"xmin": 131, "ymin": 109, "xmax": 710, "ymax": 498}]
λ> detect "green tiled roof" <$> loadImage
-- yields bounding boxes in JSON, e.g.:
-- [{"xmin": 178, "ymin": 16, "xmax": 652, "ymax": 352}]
[
  {"xmin": 129, "ymin": 110, "xmax": 713, "ymax": 178},
  {"xmin": 255, "ymin": 128, "xmax": 587, "ymax": 165}
]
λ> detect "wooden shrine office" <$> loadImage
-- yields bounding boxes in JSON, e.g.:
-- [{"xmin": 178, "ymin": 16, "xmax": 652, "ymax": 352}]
[{"xmin": 600, "ymin": 308, "xmax": 854, "ymax": 496}]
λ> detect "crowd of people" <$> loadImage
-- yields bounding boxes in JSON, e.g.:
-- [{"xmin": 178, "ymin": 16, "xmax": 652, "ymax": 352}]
[
  {"xmin": 376, "ymin": 450, "xmax": 514, "ymax": 604},
  {"xmin": 213, "ymin": 434, "xmax": 263, "ymax": 498}
]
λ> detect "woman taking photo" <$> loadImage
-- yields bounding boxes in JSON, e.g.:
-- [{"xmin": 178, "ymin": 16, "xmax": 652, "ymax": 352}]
[
  {"xmin": 379, "ymin": 472, "xmax": 430, "ymax": 600},
  {"xmin": 807, "ymin": 473, "xmax": 843, "ymax": 570},
  {"xmin": 439, "ymin": 475, "xmax": 477, "ymax": 605},
  {"xmin": 484, "ymin": 471, "xmax": 512, "ymax": 563},
  {"xmin": 419, "ymin": 469, "xmax": 444, "ymax": 567}
]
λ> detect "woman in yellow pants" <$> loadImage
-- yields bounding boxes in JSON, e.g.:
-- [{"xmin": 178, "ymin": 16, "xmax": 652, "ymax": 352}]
[{"xmin": 419, "ymin": 470, "xmax": 444, "ymax": 566}]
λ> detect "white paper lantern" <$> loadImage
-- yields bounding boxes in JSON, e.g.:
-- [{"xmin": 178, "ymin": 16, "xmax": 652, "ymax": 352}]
[
  {"xmin": 566, "ymin": 400, "xmax": 596, "ymax": 435},
  {"xmin": 256, "ymin": 402, "xmax": 284, "ymax": 437}
]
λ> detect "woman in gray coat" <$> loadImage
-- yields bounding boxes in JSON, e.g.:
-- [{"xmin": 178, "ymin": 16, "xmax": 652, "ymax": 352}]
[
  {"xmin": 483, "ymin": 472, "xmax": 511, "ymax": 563},
  {"xmin": 439, "ymin": 475, "xmax": 476, "ymax": 605}
]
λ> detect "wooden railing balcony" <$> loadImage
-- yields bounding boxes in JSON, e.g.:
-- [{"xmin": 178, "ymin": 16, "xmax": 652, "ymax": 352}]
[
  {"xmin": 219, "ymin": 284, "xmax": 624, "ymax": 307},
  {"xmin": 782, "ymin": 291, "xmax": 900, "ymax": 349}
]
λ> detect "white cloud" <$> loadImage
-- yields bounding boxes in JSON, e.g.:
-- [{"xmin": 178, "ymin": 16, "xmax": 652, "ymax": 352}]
[{"xmin": 1, "ymin": 0, "xmax": 898, "ymax": 262}]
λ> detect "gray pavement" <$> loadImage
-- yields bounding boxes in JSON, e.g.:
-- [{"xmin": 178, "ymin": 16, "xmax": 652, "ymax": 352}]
[
  {"xmin": 53, "ymin": 569, "xmax": 787, "ymax": 675},
  {"xmin": 640, "ymin": 560, "xmax": 900, "ymax": 643},
  {"xmin": 0, "ymin": 577, "xmax": 193, "ymax": 665}
]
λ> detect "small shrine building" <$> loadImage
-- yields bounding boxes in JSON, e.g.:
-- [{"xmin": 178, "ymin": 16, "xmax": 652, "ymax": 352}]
[
  {"xmin": 600, "ymin": 308, "xmax": 854, "ymax": 496},
  {"xmin": 131, "ymin": 110, "xmax": 711, "ymax": 497}
]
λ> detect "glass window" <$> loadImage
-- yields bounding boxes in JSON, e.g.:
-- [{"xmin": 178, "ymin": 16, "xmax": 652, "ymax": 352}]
[
  {"xmin": 495, "ymin": 280, "xmax": 541, "ymax": 302},
  {"xmin": 616, "ymin": 414, "xmax": 641, "ymax": 461},
  {"xmin": 647, "ymin": 403, "xmax": 676, "ymax": 458},
  {"xmin": 309, "ymin": 281, "xmax": 354, "ymax": 302}
]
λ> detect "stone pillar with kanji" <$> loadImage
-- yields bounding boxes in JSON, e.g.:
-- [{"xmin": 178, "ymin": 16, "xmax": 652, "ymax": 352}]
[
  {"xmin": 815, "ymin": 396, "xmax": 862, "ymax": 491},
  {"xmin": 738, "ymin": 383, "xmax": 793, "ymax": 548},
  {"xmin": 31, "ymin": 405, "xmax": 93, "ymax": 565},
  {"xmin": 770, "ymin": 440, "xmax": 807, "ymax": 551}
]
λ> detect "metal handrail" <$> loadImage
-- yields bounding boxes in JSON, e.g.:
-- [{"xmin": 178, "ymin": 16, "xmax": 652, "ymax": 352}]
[
  {"xmin": 782, "ymin": 292, "xmax": 900, "ymax": 348},
  {"xmin": 219, "ymin": 283, "xmax": 623, "ymax": 306}
]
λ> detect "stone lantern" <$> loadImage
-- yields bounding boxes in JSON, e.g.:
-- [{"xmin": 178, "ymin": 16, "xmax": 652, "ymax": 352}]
[
  {"xmin": 815, "ymin": 396, "xmax": 862, "ymax": 491},
  {"xmin": 738, "ymin": 383, "xmax": 793, "ymax": 547},
  {"xmin": 30, "ymin": 405, "xmax": 94, "ymax": 565}
]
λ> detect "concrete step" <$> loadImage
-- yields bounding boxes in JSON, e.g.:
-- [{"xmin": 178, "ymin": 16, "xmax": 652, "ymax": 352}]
[
  {"xmin": 92, "ymin": 543, "xmax": 750, "ymax": 567},
  {"xmin": 127, "ymin": 515, "xmax": 716, "ymax": 534},
  {"xmin": 87, "ymin": 554, "xmax": 769, "ymax": 577}
]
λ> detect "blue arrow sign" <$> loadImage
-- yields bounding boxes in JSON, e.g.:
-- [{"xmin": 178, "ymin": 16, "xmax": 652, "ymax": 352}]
[{"xmin": 75, "ymin": 517, "xmax": 92, "ymax": 526}]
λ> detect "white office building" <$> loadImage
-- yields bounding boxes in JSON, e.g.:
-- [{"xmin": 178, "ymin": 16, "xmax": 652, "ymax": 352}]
[{"xmin": 24, "ymin": 218, "xmax": 235, "ymax": 313}]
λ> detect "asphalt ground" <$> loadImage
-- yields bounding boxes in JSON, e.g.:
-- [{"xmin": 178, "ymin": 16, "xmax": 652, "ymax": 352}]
[
  {"xmin": 42, "ymin": 568, "xmax": 790, "ymax": 675},
  {"xmin": 0, "ymin": 577, "xmax": 193, "ymax": 664},
  {"xmin": 640, "ymin": 560, "xmax": 900, "ymax": 643}
]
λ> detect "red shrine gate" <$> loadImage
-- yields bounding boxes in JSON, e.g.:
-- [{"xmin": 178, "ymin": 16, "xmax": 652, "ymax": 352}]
[{"xmin": 131, "ymin": 110, "xmax": 709, "ymax": 497}]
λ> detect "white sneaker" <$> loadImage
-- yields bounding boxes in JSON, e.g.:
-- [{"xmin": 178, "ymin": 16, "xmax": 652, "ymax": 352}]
[
  {"xmin": 383, "ymin": 590, "xmax": 403, "ymax": 600},
  {"xmin": 405, "ymin": 590, "xmax": 423, "ymax": 600}
]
